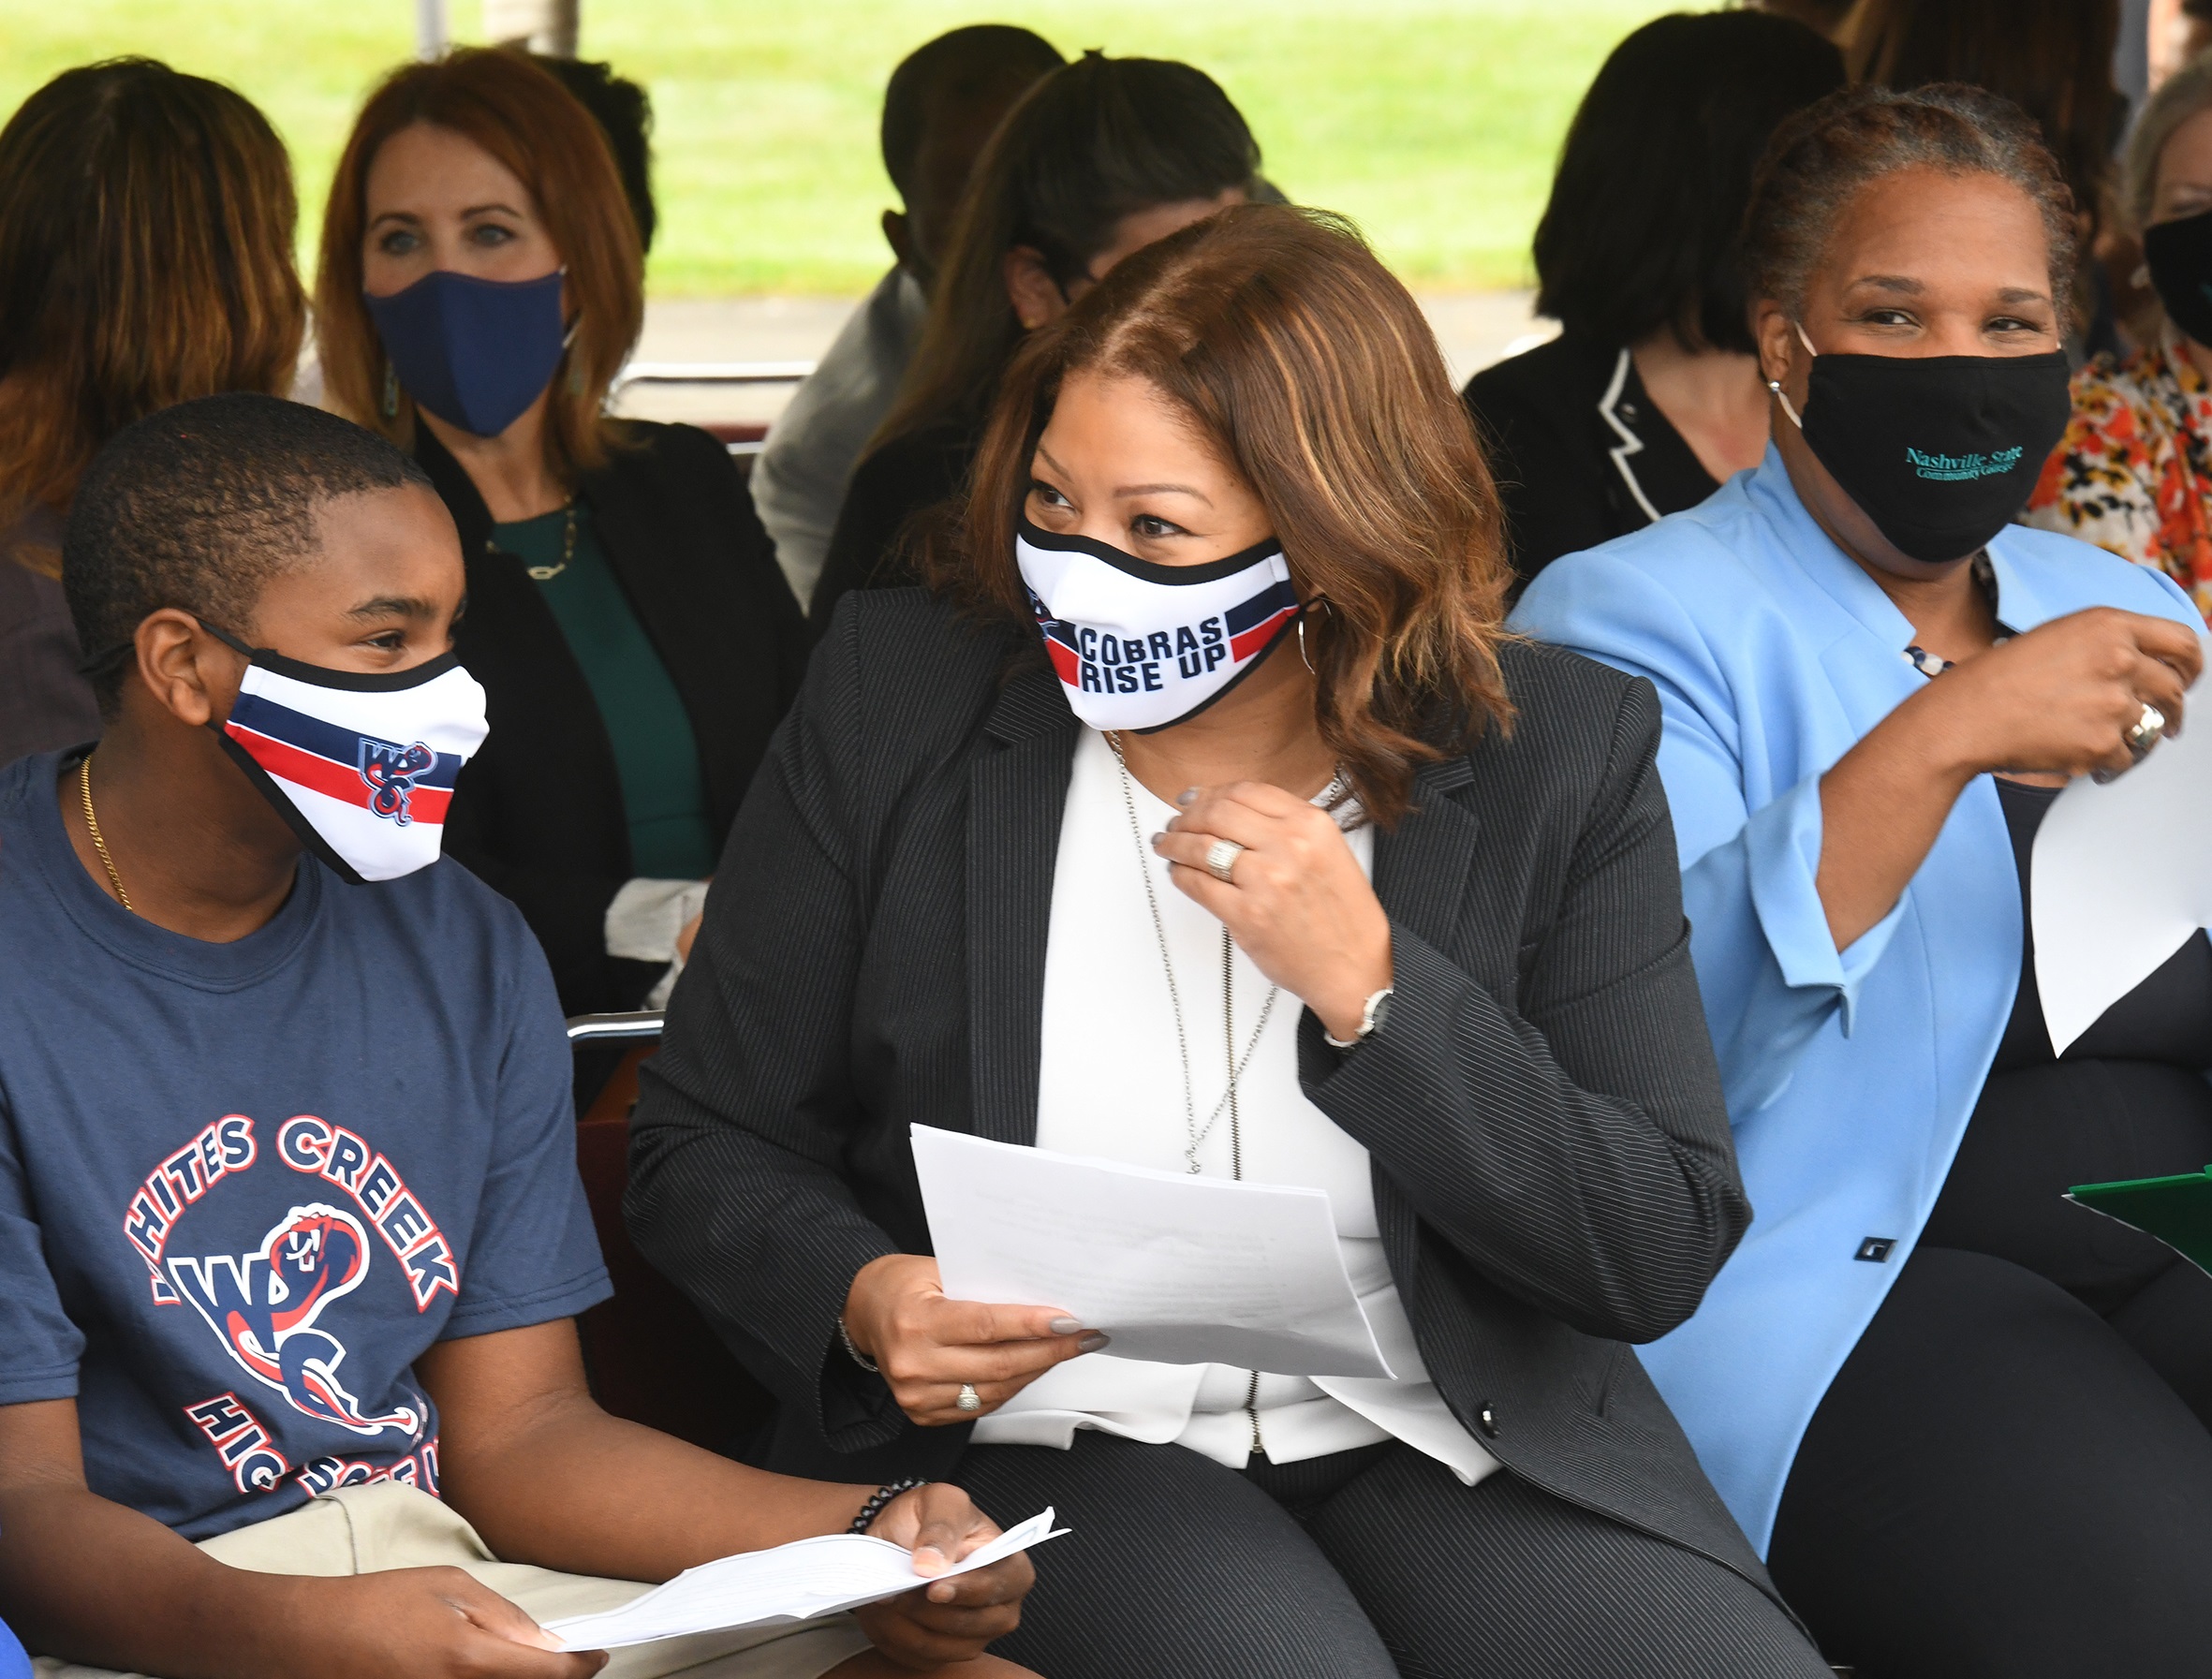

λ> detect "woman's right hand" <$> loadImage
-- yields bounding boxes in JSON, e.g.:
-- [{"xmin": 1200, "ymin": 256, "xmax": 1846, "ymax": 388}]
[
  {"xmin": 842, "ymin": 1254, "xmax": 1108, "ymax": 1426},
  {"xmin": 1924, "ymin": 607, "xmax": 2201, "ymax": 779},
  {"xmin": 1819, "ymin": 607, "xmax": 2203, "ymax": 951}
]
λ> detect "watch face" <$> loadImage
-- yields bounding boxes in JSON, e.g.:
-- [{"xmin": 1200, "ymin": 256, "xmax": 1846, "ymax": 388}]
[{"xmin": 1366, "ymin": 990, "xmax": 1392, "ymax": 1038}]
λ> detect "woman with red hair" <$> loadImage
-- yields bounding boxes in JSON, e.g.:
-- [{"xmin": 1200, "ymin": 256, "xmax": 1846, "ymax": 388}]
[{"xmin": 317, "ymin": 50, "xmax": 806, "ymax": 1023}]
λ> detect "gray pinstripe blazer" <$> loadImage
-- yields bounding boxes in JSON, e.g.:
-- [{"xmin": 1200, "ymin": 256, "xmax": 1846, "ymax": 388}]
[{"xmin": 627, "ymin": 589, "xmax": 1775, "ymax": 1598}]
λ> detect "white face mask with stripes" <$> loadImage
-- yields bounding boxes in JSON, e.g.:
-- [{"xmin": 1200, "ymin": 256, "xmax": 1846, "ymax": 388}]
[
  {"xmin": 1015, "ymin": 519, "xmax": 1301, "ymax": 734},
  {"xmin": 201, "ymin": 621, "xmax": 489, "ymax": 883}
]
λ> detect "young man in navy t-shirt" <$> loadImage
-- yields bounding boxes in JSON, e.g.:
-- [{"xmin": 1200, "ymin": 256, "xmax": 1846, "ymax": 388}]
[{"xmin": 0, "ymin": 397, "xmax": 1038, "ymax": 1679}]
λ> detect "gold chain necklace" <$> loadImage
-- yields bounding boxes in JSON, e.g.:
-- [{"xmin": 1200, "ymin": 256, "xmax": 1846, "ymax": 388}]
[
  {"xmin": 79, "ymin": 757, "xmax": 133, "ymax": 912},
  {"xmin": 521, "ymin": 502, "xmax": 579, "ymax": 582}
]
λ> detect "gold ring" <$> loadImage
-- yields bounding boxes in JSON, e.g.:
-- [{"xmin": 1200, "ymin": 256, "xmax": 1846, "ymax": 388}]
[{"xmin": 2126, "ymin": 702, "xmax": 2167, "ymax": 758}]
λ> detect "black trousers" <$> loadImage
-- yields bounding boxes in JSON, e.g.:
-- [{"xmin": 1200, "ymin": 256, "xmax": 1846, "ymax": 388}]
[
  {"xmin": 1770, "ymin": 1244, "xmax": 2212, "ymax": 1678},
  {"xmin": 952, "ymin": 1432, "xmax": 1830, "ymax": 1678}
]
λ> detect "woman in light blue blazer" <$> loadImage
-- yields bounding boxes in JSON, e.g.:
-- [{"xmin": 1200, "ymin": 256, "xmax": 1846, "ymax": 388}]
[{"xmin": 1516, "ymin": 83, "xmax": 2212, "ymax": 1679}]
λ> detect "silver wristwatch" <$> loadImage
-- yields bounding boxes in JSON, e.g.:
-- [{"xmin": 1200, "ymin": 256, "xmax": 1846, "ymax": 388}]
[{"xmin": 1323, "ymin": 986, "xmax": 1394, "ymax": 1050}]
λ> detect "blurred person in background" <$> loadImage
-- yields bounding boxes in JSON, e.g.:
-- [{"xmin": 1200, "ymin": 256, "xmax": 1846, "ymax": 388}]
[
  {"xmin": 317, "ymin": 48, "xmax": 806, "ymax": 1024},
  {"xmin": 1464, "ymin": 11, "xmax": 1843, "ymax": 588},
  {"xmin": 536, "ymin": 55, "xmax": 658, "ymax": 254},
  {"xmin": 0, "ymin": 58, "xmax": 303, "ymax": 767},
  {"xmin": 806, "ymin": 52, "xmax": 1261, "ymax": 632},
  {"xmin": 1845, "ymin": 0, "xmax": 2127, "ymax": 358},
  {"xmin": 1748, "ymin": 0, "xmax": 1854, "ymax": 37},
  {"xmin": 753, "ymin": 25, "xmax": 1064, "ymax": 611},
  {"xmin": 2028, "ymin": 51, "xmax": 2212, "ymax": 613},
  {"xmin": 2188, "ymin": 0, "xmax": 2212, "ymax": 64}
]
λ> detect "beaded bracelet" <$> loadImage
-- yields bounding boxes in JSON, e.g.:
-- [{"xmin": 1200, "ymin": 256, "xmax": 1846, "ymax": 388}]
[{"xmin": 848, "ymin": 1476, "xmax": 929, "ymax": 1535}]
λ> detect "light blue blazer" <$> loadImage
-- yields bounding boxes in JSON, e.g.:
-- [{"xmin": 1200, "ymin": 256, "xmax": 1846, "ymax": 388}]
[{"xmin": 1509, "ymin": 447, "xmax": 2200, "ymax": 1554}]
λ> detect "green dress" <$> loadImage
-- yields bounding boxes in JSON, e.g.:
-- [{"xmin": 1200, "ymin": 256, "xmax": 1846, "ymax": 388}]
[{"xmin": 493, "ymin": 503, "xmax": 717, "ymax": 879}]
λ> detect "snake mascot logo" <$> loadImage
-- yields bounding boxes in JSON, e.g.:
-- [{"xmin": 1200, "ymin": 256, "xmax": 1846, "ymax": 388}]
[
  {"xmin": 357, "ymin": 738, "xmax": 437, "ymax": 824},
  {"xmin": 169, "ymin": 1204, "xmax": 422, "ymax": 1437}
]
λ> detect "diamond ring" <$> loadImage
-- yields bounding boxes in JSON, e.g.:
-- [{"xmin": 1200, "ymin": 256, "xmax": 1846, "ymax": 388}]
[
  {"xmin": 955, "ymin": 1383, "xmax": 981, "ymax": 1413},
  {"xmin": 1204, "ymin": 838, "xmax": 1245, "ymax": 883}
]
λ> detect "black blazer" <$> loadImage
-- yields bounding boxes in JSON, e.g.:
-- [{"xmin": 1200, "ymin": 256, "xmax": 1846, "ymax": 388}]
[
  {"xmin": 807, "ymin": 419, "xmax": 976, "ymax": 636},
  {"xmin": 420, "ymin": 421, "xmax": 809, "ymax": 1016},
  {"xmin": 1463, "ymin": 333, "xmax": 1719, "ymax": 590},
  {"xmin": 627, "ymin": 590, "xmax": 1775, "ymax": 1604}
]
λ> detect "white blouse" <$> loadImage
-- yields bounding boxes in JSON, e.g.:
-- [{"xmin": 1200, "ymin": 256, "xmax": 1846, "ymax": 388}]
[{"xmin": 969, "ymin": 728, "xmax": 1500, "ymax": 1485}]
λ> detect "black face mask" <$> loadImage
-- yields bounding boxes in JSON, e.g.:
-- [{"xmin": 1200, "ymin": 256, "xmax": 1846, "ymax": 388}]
[
  {"xmin": 2144, "ymin": 207, "xmax": 2212, "ymax": 347},
  {"xmin": 1771, "ymin": 329, "xmax": 2072, "ymax": 565}
]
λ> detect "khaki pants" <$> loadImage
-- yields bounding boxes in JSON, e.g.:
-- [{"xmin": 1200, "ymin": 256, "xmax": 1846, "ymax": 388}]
[{"xmin": 34, "ymin": 1481, "xmax": 872, "ymax": 1679}]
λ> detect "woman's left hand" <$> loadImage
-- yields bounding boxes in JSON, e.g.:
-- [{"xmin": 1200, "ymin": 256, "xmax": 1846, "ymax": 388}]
[{"xmin": 1153, "ymin": 781, "xmax": 1392, "ymax": 1041}]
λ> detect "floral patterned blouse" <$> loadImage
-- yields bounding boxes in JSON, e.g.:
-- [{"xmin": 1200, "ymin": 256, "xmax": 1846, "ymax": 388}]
[{"xmin": 2026, "ymin": 328, "xmax": 2212, "ymax": 620}]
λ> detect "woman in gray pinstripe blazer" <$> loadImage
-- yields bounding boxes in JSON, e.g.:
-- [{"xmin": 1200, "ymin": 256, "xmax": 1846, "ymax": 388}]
[{"xmin": 628, "ymin": 207, "xmax": 1832, "ymax": 1678}]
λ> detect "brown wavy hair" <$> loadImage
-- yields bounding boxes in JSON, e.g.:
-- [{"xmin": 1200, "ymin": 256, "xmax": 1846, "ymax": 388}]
[
  {"xmin": 926, "ymin": 204, "xmax": 1514, "ymax": 827},
  {"xmin": 316, "ymin": 48, "xmax": 642, "ymax": 476},
  {"xmin": 0, "ymin": 58, "xmax": 303, "ymax": 578}
]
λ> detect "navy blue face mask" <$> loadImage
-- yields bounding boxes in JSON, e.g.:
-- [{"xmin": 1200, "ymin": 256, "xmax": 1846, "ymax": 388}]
[{"xmin": 364, "ymin": 268, "xmax": 568, "ymax": 438}]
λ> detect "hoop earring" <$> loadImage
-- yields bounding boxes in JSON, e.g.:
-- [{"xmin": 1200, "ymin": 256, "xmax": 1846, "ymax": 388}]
[
  {"xmin": 1297, "ymin": 595, "xmax": 1333, "ymax": 674},
  {"xmin": 380, "ymin": 361, "xmax": 400, "ymax": 420}
]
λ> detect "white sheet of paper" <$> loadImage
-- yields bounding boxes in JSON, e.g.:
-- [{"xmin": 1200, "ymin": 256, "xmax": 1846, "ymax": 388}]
[
  {"xmin": 543, "ymin": 1507, "xmax": 1066, "ymax": 1652},
  {"xmin": 2034, "ymin": 630, "xmax": 2212, "ymax": 1054},
  {"xmin": 911, "ymin": 1126, "xmax": 1394, "ymax": 1378}
]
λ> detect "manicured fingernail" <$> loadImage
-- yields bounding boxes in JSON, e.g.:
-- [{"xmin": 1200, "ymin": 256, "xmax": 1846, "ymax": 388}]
[
  {"xmin": 1177, "ymin": 788, "xmax": 1198, "ymax": 805},
  {"xmin": 1149, "ymin": 832, "xmax": 1165, "ymax": 847},
  {"xmin": 1050, "ymin": 1317, "xmax": 1084, "ymax": 1334},
  {"xmin": 1078, "ymin": 1333, "xmax": 1111, "ymax": 1352}
]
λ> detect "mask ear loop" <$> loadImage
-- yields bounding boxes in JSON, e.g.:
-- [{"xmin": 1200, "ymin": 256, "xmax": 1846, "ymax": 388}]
[
  {"xmin": 1298, "ymin": 595, "xmax": 1333, "ymax": 674},
  {"xmin": 1765, "ymin": 321, "xmax": 1817, "ymax": 429}
]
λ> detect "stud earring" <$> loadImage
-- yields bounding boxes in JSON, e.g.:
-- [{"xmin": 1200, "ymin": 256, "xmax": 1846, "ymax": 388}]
[{"xmin": 380, "ymin": 361, "xmax": 400, "ymax": 420}]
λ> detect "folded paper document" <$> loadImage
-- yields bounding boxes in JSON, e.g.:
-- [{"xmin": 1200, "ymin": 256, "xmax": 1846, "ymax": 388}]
[
  {"xmin": 2069, "ymin": 1168, "xmax": 2212, "ymax": 1274},
  {"xmin": 911, "ymin": 1125, "xmax": 1393, "ymax": 1377},
  {"xmin": 2033, "ymin": 631, "xmax": 2212, "ymax": 1054},
  {"xmin": 544, "ymin": 1507, "xmax": 1066, "ymax": 1652}
]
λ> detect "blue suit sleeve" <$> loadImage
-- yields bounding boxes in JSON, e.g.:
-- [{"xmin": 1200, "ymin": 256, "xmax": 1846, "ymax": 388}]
[{"xmin": 1513, "ymin": 550, "xmax": 1902, "ymax": 1117}]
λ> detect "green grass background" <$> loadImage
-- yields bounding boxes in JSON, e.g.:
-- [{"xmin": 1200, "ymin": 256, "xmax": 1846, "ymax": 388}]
[{"xmin": 0, "ymin": 0, "xmax": 1678, "ymax": 296}]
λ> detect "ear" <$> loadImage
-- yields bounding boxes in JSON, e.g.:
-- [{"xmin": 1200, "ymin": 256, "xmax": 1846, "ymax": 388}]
[
  {"xmin": 1753, "ymin": 300, "xmax": 1800, "ymax": 393},
  {"xmin": 882, "ymin": 207, "xmax": 917, "ymax": 272},
  {"xmin": 1003, "ymin": 246, "xmax": 1069, "ymax": 331},
  {"xmin": 131, "ymin": 610, "xmax": 242, "ymax": 731}
]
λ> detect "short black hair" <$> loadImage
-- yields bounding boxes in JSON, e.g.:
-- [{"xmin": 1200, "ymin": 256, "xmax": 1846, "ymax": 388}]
[
  {"xmin": 65, "ymin": 392, "xmax": 432, "ymax": 715},
  {"xmin": 881, "ymin": 24, "xmax": 1064, "ymax": 200},
  {"xmin": 1533, "ymin": 11, "xmax": 1844, "ymax": 353},
  {"xmin": 534, "ymin": 55, "xmax": 656, "ymax": 253}
]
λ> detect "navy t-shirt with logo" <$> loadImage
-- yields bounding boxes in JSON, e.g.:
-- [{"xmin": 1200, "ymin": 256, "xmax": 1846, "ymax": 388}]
[{"xmin": 0, "ymin": 750, "xmax": 612, "ymax": 1540}]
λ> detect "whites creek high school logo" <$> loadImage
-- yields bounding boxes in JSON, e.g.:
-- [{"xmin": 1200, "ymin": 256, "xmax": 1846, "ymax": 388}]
[{"xmin": 169, "ymin": 1204, "xmax": 424, "ymax": 1439}]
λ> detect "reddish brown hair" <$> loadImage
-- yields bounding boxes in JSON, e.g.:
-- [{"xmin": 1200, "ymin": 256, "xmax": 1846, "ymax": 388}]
[
  {"xmin": 316, "ymin": 48, "xmax": 642, "ymax": 475},
  {"xmin": 930, "ymin": 203, "xmax": 1514, "ymax": 827},
  {"xmin": 0, "ymin": 58, "xmax": 303, "ymax": 576}
]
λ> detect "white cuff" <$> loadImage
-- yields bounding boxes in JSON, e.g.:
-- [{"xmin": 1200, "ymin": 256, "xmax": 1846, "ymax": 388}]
[{"xmin": 605, "ymin": 877, "xmax": 711, "ymax": 965}]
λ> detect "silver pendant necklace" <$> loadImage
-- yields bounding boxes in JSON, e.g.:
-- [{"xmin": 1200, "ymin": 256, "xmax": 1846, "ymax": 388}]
[
  {"xmin": 1106, "ymin": 729, "xmax": 1278, "ymax": 1453},
  {"xmin": 1105, "ymin": 731, "xmax": 1277, "ymax": 1177}
]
